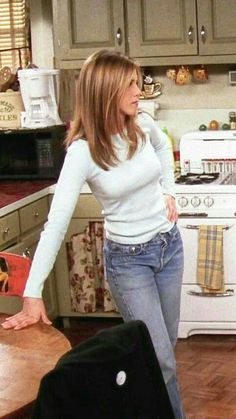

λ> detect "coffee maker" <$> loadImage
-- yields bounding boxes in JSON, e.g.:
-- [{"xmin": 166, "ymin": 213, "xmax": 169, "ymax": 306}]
[{"xmin": 18, "ymin": 68, "xmax": 63, "ymax": 128}]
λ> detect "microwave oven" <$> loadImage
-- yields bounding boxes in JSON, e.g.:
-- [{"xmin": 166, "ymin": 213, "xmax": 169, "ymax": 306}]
[{"xmin": 0, "ymin": 125, "xmax": 66, "ymax": 179}]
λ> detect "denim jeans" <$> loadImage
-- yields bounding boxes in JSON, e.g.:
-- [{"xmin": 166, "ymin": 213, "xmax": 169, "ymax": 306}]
[{"xmin": 103, "ymin": 223, "xmax": 185, "ymax": 419}]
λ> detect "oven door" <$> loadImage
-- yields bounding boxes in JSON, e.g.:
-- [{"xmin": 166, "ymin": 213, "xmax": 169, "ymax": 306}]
[{"xmin": 177, "ymin": 217, "xmax": 236, "ymax": 337}]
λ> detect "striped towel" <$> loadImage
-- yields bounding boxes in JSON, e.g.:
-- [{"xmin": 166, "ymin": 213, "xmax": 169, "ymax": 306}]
[{"xmin": 197, "ymin": 225, "xmax": 224, "ymax": 293}]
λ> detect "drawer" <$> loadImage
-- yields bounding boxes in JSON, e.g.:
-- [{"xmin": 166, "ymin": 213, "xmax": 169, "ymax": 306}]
[
  {"xmin": 180, "ymin": 284, "xmax": 236, "ymax": 322},
  {"xmin": 19, "ymin": 197, "xmax": 48, "ymax": 234},
  {"xmin": 73, "ymin": 194, "xmax": 103, "ymax": 218},
  {"xmin": 0, "ymin": 211, "xmax": 20, "ymax": 248}
]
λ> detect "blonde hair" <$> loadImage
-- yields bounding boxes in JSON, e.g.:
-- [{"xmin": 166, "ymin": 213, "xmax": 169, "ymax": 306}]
[{"xmin": 65, "ymin": 49, "xmax": 145, "ymax": 170}]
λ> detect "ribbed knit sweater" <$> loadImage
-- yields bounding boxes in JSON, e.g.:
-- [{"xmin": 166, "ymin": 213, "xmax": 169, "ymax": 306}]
[{"xmin": 23, "ymin": 113, "xmax": 175, "ymax": 298}]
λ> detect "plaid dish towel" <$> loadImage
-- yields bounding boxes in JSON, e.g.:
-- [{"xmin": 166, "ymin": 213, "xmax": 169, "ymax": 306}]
[{"xmin": 197, "ymin": 225, "xmax": 224, "ymax": 293}]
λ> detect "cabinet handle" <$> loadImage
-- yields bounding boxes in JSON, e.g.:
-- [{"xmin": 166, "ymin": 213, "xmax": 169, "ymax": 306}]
[
  {"xmin": 34, "ymin": 211, "xmax": 39, "ymax": 218},
  {"xmin": 23, "ymin": 247, "xmax": 31, "ymax": 258},
  {"xmin": 116, "ymin": 28, "xmax": 122, "ymax": 46},
  {"xmin": 3, "ymin": 227, "xmax": 10, "ymax": 235},
  {"xmin": 187, "ymin": 25, "xmax": 194, "ymax": 43},
  {"xmin": 200, "ymin": 25, "xmax": 206, "ymax": 42}
]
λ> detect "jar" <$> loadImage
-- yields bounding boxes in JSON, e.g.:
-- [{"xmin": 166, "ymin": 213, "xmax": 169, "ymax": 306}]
[{"xmin": 229, "ymin": 111, "xmax": 236, "ymax": 129}]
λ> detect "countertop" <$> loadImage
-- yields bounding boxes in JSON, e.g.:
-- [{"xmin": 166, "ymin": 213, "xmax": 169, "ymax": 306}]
[{"xmin": 0, "ymin": 180, "xmax": 91, "ymax": 217}]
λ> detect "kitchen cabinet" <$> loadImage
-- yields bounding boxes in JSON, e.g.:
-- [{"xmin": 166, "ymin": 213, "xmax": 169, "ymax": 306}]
[
  {"xmin": 0, "ymin": 197, "xmax": 58, "ymax": 318},
  {"xmin": 0, "ymin": 211, "xmax": 20, "ymax": 249},
  {"xmin": 126, "ymin": 0, "xmax": 236, "ymax": 65},
  {"xmin": 52, "ymin": 0, "xmax": 125, "ymax": 69},
  {"xmin": 52, "ymin": 0, "xmax": 236, "ymax": 68},
  {"xmin": 126, "ymin": 0, "xmax": 197, "ymax": 59},
  {"xmin": 54, "ymin": 194, "xmax": 120, "ymax": 326}
]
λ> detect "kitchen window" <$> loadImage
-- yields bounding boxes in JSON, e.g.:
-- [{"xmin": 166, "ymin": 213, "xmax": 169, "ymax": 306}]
[{"xmin": 0, "ymin": 0, "xmax": 31, "ymax": 71}]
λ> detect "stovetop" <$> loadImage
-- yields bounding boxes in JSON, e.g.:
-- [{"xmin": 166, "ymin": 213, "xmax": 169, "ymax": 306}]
[
  {"xmin": 175, "ymin": 172, "xmax": 236, "ymax": 216},
  {"xmin": 175, "ymin": 173, "xmax": 220, "ymax": 185},
  {"xmin": 175, "ymin": 172, "xmax": 236, "ymax": 186}
]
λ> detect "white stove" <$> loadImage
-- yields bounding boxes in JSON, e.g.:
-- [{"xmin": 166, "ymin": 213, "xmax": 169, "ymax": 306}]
[
  {"xmin": 175, "ymin": 131, "xmax": 236, "ymax": 218},
  {"xmin": 175, "ymin": 130, "xmax": 236, "ymax": 338}
]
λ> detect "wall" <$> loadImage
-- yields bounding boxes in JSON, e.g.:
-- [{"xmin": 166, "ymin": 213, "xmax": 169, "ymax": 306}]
[
  {"xmin": 144, "ymin": 65, "xmax": 236, "ymax": 148},
  {"xmin": 29, "ymin": 0, "xmax": 54, "ymax": 68}
]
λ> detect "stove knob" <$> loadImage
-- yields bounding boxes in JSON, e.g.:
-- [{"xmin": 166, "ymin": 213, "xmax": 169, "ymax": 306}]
[
  {"xmin": 204, "ymin": 196, "xmax": 214, "ymax": 207},
  {"xmin": 178, "ymin": 196, "xmax": 188, "ymax": 207},
  {"xmin": 191, "ymin": 196, "xmax": 201, "ymax": 207}
]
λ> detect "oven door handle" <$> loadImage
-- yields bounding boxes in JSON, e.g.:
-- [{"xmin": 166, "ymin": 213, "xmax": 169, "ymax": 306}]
[
  {"xmin": 179, "ymin": 213, "xmax": 208, "ymax": 218},
  {"xmin": 188, "ymin": 289, "xmax": 234, "ymax": 297}
]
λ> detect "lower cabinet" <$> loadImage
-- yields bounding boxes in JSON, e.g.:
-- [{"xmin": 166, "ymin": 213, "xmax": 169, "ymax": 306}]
[
  {"xmin": 0, "ymin": 197, "xmax": 58, "ymax": 319},
  {"xmin": 22, "ymin": 229, "xmax": 58, "ymax": 320},
  {"xmin": 54, "ymin": 194, "xmax": 120, "ymax": 325}
]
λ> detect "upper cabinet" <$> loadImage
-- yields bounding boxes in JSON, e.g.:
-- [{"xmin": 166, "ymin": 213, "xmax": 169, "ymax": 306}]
[
  {"xmin": 52, "ymin": 0, "xmax": 125, "ymax": 69},
  {"xmin": 126, "ymin": 0, "xmax": 197, "ymax": 58},
  {"xmin": 197, "ymin": 0, "xmax": 236, "ymax": 56},
  {"xmin": 52, "ymin": 0, "xmax": 236, "ymax": 68},
  {"xmin": 126, "ymin": 0, "xmax": 236, "ymax": 65}
]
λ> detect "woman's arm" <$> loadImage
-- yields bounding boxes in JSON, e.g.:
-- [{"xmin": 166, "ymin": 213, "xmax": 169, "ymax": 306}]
[
  {"xmin": 138, "ymin": 112, "xmax": 178, "ymax": 222},
  {"xmin": 139, "ymin": 112, "xmax": 176, "ymax": 197}
]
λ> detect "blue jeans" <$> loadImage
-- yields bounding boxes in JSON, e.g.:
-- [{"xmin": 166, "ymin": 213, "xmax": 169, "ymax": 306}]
[{"xmin": 104, "ymin": 223, "xmax": 185, "ymax": 419}]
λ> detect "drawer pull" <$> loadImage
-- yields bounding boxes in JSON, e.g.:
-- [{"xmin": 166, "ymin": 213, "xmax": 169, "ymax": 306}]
[
  {"xmin": 116, "ymin": 28, "xmax": 122, "ymax": 46},
  {"xmin": 23, "ymin": 247, "xmax": 31, "ymax": 258},
  {"xmin": 188, "ymin": 289, "xmax": 234, "ymax": 297},
  {"xmin": 3, "ymin": 227, "xmax": 10, "ymax": 235},
  {"xmin": 187, "ymin": 25, "xmax": 194, "ymax": 43},
  {"xmin": 200, "ymin": 25, "xmax": 206, "ymax": 42},
  {"xmin": 34, "ymin": 211, "xmax": 39, "ymax": 218}
]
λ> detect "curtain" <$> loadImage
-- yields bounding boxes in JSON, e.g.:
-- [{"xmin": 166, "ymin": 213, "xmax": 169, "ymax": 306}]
[
  {"xmin": 66, "ymin": 221, "xmax": 118, "ymax": 314},
  {"xmin": 0, "ymin": 0, "xmax": 31, "ymax": 71}
]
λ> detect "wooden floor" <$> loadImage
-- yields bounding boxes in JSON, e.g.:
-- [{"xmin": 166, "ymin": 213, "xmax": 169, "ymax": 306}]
[
  {"xmin": 176, "ymin": 334, "xmax": 236, "ymax": 419},
  {"xmin": 58, "ymin": 318, "xmax": 236, "ymax": 419}
]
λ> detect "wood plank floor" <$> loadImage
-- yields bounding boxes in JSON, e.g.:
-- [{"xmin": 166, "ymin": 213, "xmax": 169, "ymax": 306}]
[
  {"xmin": 58, "ymin": 318, "xmax": 236, "ymax": 419},
  {"xmin": 176, "ymin": 334, "xmax": 236, "ymax": 419}
]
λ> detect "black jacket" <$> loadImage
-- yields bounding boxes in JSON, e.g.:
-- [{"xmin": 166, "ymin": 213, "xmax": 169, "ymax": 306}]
[{"xmin": 32, "ymin": 320, "xmax": 174, "ymax": 419}]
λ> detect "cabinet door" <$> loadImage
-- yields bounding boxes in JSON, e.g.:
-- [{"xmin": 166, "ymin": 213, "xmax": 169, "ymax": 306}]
[
  {"xmin": 19, "ymin": 197, "xmax": 48, "ymax": 235},
  {"xmin": 0, "ymin": 211, "xmax": 20, "ymax": 250},
  {"xmin": 23, "ymin": 230, "xmax": 58, "ymax": 320},
  {"xmin": 197, "ymin": 0, "xmax": 236, "ymax": 55},
  {"xmin": 52, "ymin": 0, "xmax": 125, "ymax": 68},
  {"xmin": 126, "ymin": 0, "xmax": 197, "ymax": 58}
]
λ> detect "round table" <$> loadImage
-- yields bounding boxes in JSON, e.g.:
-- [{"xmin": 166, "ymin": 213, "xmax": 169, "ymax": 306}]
[{"xmin": 0, "ymin": 314, "xmax": 71, "ymax": 419}]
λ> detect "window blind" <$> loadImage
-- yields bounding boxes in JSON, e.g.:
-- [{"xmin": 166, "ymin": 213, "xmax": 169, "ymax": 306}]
[{"xmin": 0, "ymin": 0, "xmax": 30, "ymax": 71}]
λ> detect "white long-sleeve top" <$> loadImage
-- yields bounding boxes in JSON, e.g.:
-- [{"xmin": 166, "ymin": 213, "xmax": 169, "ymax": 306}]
[{"xmin": 23, "ymin": 113, "xmax": 175, "ymax": 298}]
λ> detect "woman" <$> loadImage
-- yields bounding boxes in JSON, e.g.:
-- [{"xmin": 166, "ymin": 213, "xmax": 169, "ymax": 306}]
[{"xmin": 2, "ymin": 49, "xmax": 184, "ymax": 418}]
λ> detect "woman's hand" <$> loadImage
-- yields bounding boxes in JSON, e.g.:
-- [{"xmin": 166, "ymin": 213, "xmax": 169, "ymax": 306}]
[
  {"xmin": 1, "ymin": 297, "xmax": 52, "ymax": 330},
  {"xmin": 164, "ymin": 194, "xmax": 178, "ymax": 222}
]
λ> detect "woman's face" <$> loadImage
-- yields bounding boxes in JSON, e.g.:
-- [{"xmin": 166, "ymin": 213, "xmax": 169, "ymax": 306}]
[{"xmin": 119, "ymin": 70, "xmax": 141, "ymax": 123}]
